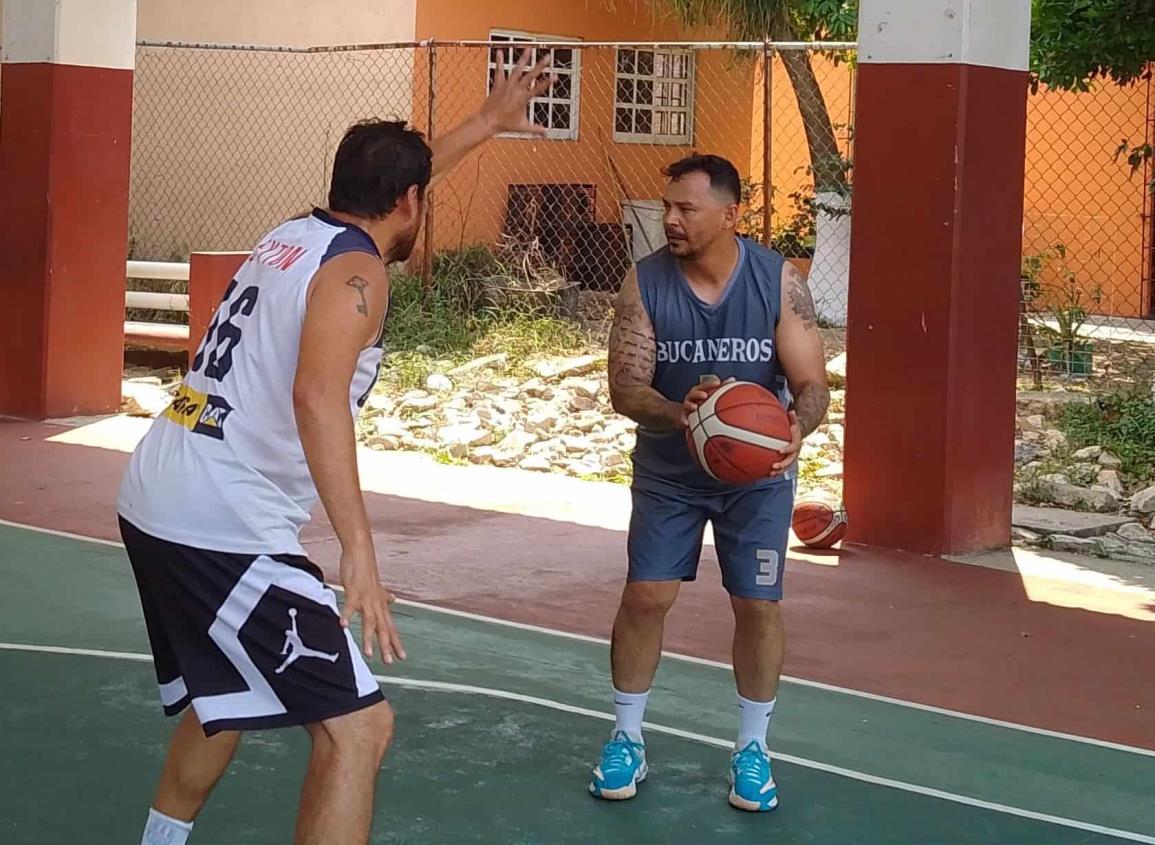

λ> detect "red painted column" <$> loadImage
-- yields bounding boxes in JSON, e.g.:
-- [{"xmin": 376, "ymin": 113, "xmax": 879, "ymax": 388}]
[
  {"xmin": 188, "ymin": 252, "xmax": 250, "ymax": 368},
  {"xmin": 0, "ymin": 0, "xmax": 137, "ymax": 419},
  {"xmin": 844, "ymin": 1, "xmax": 1032, "ymax": 555}
]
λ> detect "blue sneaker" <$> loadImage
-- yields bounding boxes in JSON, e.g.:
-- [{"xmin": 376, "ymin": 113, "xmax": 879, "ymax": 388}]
[
  {"xmin": 589, "ymin": 731, "xmax": 648, "ymax": 800},
  {"xmin": 729, "ymin": 741, "xmax": 778, "ymax": 811}
]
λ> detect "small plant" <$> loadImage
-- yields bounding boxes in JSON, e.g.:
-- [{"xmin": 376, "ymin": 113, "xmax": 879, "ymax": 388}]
[
  {"xmin": 1026, "ymin": 244, "xmax": 1102, "ymax": 378},
  {"xmin": 1058, "ymin": 386, "xmax": 1155, "ymax": 483},
  {"xmin": 1019, "ymin": 247, "xmax": 1051, "ymax": 389},
  {"xmin": 376, "ymin": 245, "xmax": 592, "ymax": 392},
  {"xmin": 737, "ymin": 178, "xmax": 818, "ymax": 258},
  {"xmin": 433, "ymin": 448, "xmax": 469, "ymax": 467},
  {"xmin": 384, "ymin": 350, "xmax": 436, "ymax": 392},
  {"xmin": 1114, "ymin": 139, "xmax": 1155, "ymax": 195},
  {"xmin": 480, "ymin": 236, "xmax": 578, "ymax": 321},
  {"xmin": 1015, "ymin": 467, "xmax": 1053, "ymax": 506}
]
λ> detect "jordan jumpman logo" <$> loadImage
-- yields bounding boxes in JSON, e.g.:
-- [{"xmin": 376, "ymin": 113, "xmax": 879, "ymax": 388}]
[{"xmin": 275, "ymin": 608, "xmax": 340, "ymax": 674}]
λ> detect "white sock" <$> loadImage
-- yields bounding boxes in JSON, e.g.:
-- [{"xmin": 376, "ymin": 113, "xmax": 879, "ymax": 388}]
[
  {"xmin": 612, "ymin": 687, "xmax": 650, "ymax": 743},
  {"xmin": 737, "ymin": 694, "xmax": 776, "ymax": 751},
  {"xmin": 141, "ymin": 808, "xmax": 193, "ymax": 845}
]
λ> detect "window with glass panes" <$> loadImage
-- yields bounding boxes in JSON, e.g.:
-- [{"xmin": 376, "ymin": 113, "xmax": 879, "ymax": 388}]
[
  {"xmin": 613, "ymin": 48, "xmax": 694, "ymax": 144},
  {"xmin": 487, "ymin": 32, "xmax": 580, "ymax": 141}
]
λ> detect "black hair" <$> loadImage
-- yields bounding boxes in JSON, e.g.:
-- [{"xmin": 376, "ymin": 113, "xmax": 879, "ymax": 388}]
[
  {"xmin": 662, "ymin": 153, "xmax": 742, "ymax": 204},
  {"xmin": 328, "ymin": 119, "xmax": 432, "ymax": 219}
]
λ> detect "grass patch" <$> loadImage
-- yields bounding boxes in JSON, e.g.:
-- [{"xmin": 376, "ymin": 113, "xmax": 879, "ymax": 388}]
[
  {"xmin": 379, "ymin": 247, "xmax": 593, "ymax": 392},
  {"xmin": 1014, "ymin": 448, "xmax": 1103, "ymax": 508},
  {"xmin": 1056, "ymin": 386, "xmax": 1155, "ymax": 483},
  {"xmin": 1015, "ymin": 472, "xmax": 1052, "ymax": 506},
  {"xmin": 473, "ymin": 319, "xmax": 590, "ymax": 378}
]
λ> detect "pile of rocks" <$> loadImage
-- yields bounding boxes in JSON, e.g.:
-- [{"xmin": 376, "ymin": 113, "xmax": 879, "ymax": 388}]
[
  {"xmin": 1041, "ymin": 521, "xmax": 1155, "ymax": 563},
  {"xmin": 359, "ymin": 353, "xmax": 848, "ymax": 491},
  {"xmin": 1014, "ymin": 501, "xmax": 1155, "ymax": 563},
  {"xmin": 115, "ymin": 354, "xmax": 1155, "ymax": 558},
  {"xmin": 1014, "ymin": 390, "xmax": 1154, "ymax": 527}
]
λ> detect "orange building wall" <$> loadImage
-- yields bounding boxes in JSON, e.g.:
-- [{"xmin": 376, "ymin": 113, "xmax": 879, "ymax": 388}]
[
  {"xmin": 752, "ymin": 60, "xmax": 1151, "ymax": 318},
  {"xmin": 748, "ymin": 52, "xmax": 856, "ymax": 238},
  {"xmin": 412, "ymin": 0, "xmax": 756, "ymax": 261},
  {"xmin": 1023, "ymin": 78, "xmax": 1151, "ymax": 318}
]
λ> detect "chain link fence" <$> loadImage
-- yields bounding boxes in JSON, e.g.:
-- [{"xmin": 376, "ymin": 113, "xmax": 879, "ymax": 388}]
[
  {"xmin": 129, "ymin": 40, "xmax": 855, "ymax": 325},
  {"xmin": 130, "ymin": 43, "xmax": 430, "ymax": 262},
  {"xmin": 1020, "ymin": 75, "xmax": 1155, "ymax": 389},
  {"xmin": 129, "ymin": 40, "xmax": 1153, "ymax": 388}
]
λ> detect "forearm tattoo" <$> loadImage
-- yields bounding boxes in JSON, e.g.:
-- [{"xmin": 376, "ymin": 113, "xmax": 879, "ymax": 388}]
[
  {"xmin": 793, "ymin": 381, "xmax": 831, "ymax": 438},
  {"xmin": 609, "ymin": 291, "xmax": 655, "ymax": 393},
  {"xmin": 609, "ymin": 280, "xmax": 679, "ymax": 430},
  {"xmin": 347, "ymin": 276, "xmax": 370, "ymax": 316}
]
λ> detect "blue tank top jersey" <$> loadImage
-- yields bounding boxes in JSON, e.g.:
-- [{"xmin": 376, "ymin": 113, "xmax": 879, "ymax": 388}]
[{"xmin": 632, "ymin": 237, "xmax": 792, "ymax": 495}]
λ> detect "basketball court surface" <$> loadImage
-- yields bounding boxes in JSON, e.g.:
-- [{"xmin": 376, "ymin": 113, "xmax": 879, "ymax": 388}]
[{"xmin": 2, "ymin": 418, "xmax": 1155, "ymax": 844}]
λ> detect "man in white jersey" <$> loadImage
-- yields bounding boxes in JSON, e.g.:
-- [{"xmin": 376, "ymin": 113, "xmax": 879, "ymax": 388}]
[{"xmin": 117, "ymin": 51, "xmax": 552, "ymax": 845}]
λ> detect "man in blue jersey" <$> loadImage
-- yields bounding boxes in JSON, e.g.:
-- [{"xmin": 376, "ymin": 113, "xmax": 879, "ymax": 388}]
[{"xmin": 589, "ymin": 154, "xmax": 830, "ymax": 811}]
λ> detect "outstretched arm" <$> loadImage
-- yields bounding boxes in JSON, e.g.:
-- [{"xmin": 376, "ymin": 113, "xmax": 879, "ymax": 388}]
[{"xmin": 429, "ymin": 49, "xmax": 553, "ymax": 187}]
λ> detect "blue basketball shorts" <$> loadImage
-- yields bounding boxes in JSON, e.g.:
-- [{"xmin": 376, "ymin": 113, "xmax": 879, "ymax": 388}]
[{"xmin": 627, "ymin": 480, "xmax": 795, "ymax": 601}]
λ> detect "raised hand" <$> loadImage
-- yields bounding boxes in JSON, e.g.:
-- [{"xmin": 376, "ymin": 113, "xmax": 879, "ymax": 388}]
[{"xmin": 480, "ymin": 48, "xmax": 555, "ymax": 136}]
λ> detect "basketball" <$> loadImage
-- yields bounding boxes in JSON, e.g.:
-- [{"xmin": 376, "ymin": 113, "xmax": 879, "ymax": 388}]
[
  {"xmin": 792, "ymin": 495, "xmax": 849, "ymax": 549},
  {"xmin": 685, "ymin": 381, "xmax": 793, "ymax": 485}
]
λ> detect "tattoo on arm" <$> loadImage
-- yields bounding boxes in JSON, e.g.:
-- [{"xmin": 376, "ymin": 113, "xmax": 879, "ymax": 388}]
[
  {"xmin": 347, "ymin": 276, "xmax": 370, "ymax": 316},
  {"xmin": 608, "ymin": 280, "xmax": 681, "ymax": 430},
  {"xmin": 793, "ymin": 382, "xmax": 831, "ymax": 438},
  {"xmin": 785, "ymin": 264, "xmax": 818, "ymax": 331},
  {"xmin": 609, "ymin": 294, "xmax": 656, "ymax": 393}
]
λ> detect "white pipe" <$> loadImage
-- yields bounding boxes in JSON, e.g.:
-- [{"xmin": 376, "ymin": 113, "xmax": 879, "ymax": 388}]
[
  {"xmin": 125, "ymin": 291, "xmax": 189, "ymax": 312},
  {"xmin": 127, "ymin": 260, "xmax": 189, "ymax": 281}
]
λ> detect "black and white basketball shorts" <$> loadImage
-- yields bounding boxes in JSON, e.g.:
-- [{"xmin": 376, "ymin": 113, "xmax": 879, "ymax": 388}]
[{"xmin": 118, "ymin": 517, "xmax": 384, "ymax": 736}]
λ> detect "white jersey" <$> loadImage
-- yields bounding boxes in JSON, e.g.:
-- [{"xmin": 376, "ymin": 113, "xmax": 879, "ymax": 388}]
[{"xmin": 118, "ymin": 209, "xmax": 385, "ymax": 556}]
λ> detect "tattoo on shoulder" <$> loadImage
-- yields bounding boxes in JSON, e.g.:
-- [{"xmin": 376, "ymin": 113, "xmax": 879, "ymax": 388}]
[
  {"xmin": 347, "ymin": 276, "xmax": 370, "ymax": 316},
  {"xmin": 786, "ymin": 265, "xmax": 818, "ymax": 331}
]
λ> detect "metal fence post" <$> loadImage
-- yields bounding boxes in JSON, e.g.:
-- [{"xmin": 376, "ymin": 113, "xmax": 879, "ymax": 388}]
[
  {"xmin": 422, "ymin": 40, "xmax": 437, "ymax": 292},
  {"xmin": 1144, "ymin": 70, "xmax": 1154, "ymax": 318},
  {"xmin": 762, "ymin": 40, "xmax": 774, "ymax": 248}
]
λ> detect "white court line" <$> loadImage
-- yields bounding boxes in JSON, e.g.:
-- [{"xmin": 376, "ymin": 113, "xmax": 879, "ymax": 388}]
[
  {"xmin": 390, "ymin": 598, "xmax": 1155, "ymax": 760},
  {"xmin": 0, "ymin": 640, "xmax": 1152, "ymax": 845},
  {"xmin": 3, "ymin": 516, "xmax": 1154, "ymax": 760},
  {"xmin": 0, "ymin": 519, "xmax": 124, "ymax": 548}
]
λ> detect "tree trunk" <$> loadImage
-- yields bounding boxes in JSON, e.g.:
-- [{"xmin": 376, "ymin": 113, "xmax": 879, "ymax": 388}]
[
  {"xmin": 769, "ymin": 46, "xmax": 850, "ymax": 323},
  {"xmin": 778, "ymin": 48, "xmax": 847, "ymax": 195}
]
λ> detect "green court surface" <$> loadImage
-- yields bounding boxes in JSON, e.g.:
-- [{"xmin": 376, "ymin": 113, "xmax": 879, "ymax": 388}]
[{"xmin": 1, "ymin": 523, "xmax": 1152, "ymax": 844}]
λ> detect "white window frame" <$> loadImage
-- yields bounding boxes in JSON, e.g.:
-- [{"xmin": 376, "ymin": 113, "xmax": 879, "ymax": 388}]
[
  {"xmin": 612, "ymin": 47, "xmax": 695, "ymax": 146},
  {"xmin": 487, "ymin": 29, "xmax": 582, "ymax": 142}
]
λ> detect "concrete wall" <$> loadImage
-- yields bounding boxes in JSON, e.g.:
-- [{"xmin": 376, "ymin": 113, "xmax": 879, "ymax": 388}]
[
  {"xmin": 128, "ymin": 0, "xmax": 417, "ymax": 259},
  {"xmin": 137, "ymin": 0, "xmax": 416, "ymax": 47}
]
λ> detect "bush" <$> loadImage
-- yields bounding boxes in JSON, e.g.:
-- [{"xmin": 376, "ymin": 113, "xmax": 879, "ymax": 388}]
[
  {"xmin": 379, "ymin": 246, "xmax": 591, "ymax": 390},
  {"xmin": 1057, "ymin": 387, "xmax": 1155, "ymax": 482}
]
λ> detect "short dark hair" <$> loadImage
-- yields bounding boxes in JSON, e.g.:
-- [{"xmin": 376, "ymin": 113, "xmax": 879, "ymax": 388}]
[
  {"xmin": 328, "ymin": 119, "xmax": 432, "ymax": 219},
  {"xmin": 662, "ymin": 154, "xmax": 742, "ymax": 204}
]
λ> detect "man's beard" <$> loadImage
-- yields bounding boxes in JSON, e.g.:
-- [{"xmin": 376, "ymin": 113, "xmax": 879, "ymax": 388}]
[{"xmin": 387, "ymin": 223, "xmax": 420, "ymax": 263}]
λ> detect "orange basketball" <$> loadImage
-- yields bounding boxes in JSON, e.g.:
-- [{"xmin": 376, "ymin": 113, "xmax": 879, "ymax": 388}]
[
  {"xmin": 792, "ymin": 495, "xmax": 848, "ymax": 549},
  {"xmin": 685, "ymin": 381, "xmax": 793, "ymax": 485}
]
